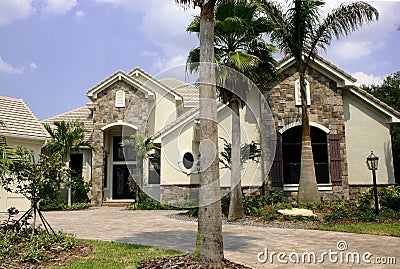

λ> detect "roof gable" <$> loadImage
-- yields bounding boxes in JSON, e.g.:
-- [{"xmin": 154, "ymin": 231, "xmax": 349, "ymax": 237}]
[
  {"xmin": 128, "ymin": 67, "xmax": 183, "ymax": 101},
  {"xmin": 278, "ymin": 54, "xmax": 357, "ymax": 87},
  {"xmin": 0, "ymin": 96, "xmax": 50, "ymax": 141},
  {"xmin": 86, "ymin": 70, "xmax": 155, "ymax": 101}
]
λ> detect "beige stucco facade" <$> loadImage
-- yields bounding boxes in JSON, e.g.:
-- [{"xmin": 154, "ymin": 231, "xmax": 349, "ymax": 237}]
[
  {"xmin": 0, "ymin": 136, "xmax": 47, "ymax": 212},
  {"xmin": 343, "ymin": 91, "xmax": 396, "ymax": 185}
]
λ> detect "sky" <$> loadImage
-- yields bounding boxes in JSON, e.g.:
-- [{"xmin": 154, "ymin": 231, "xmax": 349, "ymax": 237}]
[{"xmin": 0, "ymin": 0, "xmax": 399, "ymax": 120}]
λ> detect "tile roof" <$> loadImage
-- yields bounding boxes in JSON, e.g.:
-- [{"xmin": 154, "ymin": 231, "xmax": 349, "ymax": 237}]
[
  {"xmin": 0, "ymin": 96, "xmax": 50, "ymax": 141},
  {"xmin": 159, "ymin": 78, "xmax": 199, "ymax": 107},
  {"xmin": 41, "ymin": 106, "xmax": 93, "ymax": 143},
  {"xmin": 347, "ymin": 85, "xmax": 400, "ymax": 119}
]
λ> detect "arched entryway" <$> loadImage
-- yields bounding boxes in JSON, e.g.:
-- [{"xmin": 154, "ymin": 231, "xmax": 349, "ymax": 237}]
[{"xmin": 101, "ymin": 122, "xmax": 137, "ymax": 201}]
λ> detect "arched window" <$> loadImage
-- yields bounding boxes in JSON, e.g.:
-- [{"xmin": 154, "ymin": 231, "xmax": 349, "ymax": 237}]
[{"xmin": 282, "ymin": 126, "xmax": 329, "ymax": 184}]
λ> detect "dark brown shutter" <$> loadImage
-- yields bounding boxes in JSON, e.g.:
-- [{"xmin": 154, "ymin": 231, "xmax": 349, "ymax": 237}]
[
  {"xmin": 271, "ymin": 131, "xmax": 283, "ymax": 187},
  {"xmin": 329, "ymin": 134, "xmax": 342, "ymax": 186}
]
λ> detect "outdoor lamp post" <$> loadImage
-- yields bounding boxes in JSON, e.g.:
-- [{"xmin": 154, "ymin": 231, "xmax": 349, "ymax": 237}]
[{"xmin": 366, "ymin": 151, "xmax": 379, "ymax": 214}]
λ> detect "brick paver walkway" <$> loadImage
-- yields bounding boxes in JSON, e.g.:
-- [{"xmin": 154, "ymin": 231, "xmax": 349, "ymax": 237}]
[{"xmin": 43, "ymin": 207, "xmax": 399, "ymax": 268}]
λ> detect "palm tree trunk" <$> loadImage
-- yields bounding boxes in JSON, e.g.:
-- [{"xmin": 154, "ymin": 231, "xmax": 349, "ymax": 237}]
[
  {"xmin": 137, "ymin": 156, "xmax": 144, "ymax": 204},
  {"xmin": 298, "ymin": 74, "xmax": 320, "ymax": 204},
  {"xmin": 194, "ymin": 0, "xmax": 224, "ymax": 265},
  {"xmin": 228, "ymin": 97, "xmax": 244, "ymax": 221}
]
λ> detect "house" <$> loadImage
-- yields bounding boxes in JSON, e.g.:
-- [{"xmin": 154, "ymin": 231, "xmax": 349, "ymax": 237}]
[
  {"xmin": 42, "ymin": 55, "xmax": 400, "ymax": 206},
  {"xmin": 0, "ymin": 96, "xmax": 50, "ymax": 212}
]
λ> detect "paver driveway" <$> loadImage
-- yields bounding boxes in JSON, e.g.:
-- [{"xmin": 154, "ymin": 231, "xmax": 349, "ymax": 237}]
[{"xmin": 43, "ymin": 207, "xmax": 399, "ymax": 268}]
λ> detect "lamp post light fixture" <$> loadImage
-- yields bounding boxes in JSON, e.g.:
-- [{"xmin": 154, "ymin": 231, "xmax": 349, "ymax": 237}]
[{"xmin": 366, "ymin": 151, "xmax": 379, "ymax": 214}]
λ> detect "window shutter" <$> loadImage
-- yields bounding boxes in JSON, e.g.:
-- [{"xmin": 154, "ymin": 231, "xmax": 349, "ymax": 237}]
[
  {"xmin": 295, "ymin": 79, "xmax": 310, "ymax": 106},
  {"xmin": 115, "ymin": 90, "xmax": 125, "ymax": 108},
  {"xmin": 271, "ymin": 131, "xmax": 284, "ymax": 187},
  {"xmin": 329, "ymin": 134, "xmax": 342, "ymax": 186}
]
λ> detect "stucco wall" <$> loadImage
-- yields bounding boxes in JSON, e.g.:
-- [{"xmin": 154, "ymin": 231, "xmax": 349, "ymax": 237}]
[
  {"xmin": 0, "ymin": 137, "xmax": 45, "ymax": 212},
  {"xmin": 160, "ymin": 96, "xmax": 262, "ymax": 190},
  {"xmin": 343, "ymin": 91, "xmax": 395, "ymax": 185}
]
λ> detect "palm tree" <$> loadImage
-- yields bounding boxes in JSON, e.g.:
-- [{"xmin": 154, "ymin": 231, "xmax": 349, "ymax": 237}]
[
  {"xmin": 44, "ymin": 121, "xmax": 92, "ymax": 207},
  {"xmin": 186, "ymin": 0, "xmax": 276, "ymax": 221},
  {"xmin": 255, "ymin": 0, "xmax": 378, "ymax": 203},
  {"xmin": 175, "ymin": 0, "xmax": 227, "ymax": 265}
]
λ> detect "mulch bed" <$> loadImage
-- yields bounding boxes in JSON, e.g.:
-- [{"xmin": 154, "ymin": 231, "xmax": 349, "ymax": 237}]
[
  {"xmin": 138, "ymin": 255, "xmax": 251, "ymax": 269},
  {"xmin": 1, "ymin": 242, "xmax": 93, "ymax": 269}
]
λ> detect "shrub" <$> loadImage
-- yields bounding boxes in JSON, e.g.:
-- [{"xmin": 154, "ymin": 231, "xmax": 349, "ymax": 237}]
[
  {"xmin": 262, "ymin": 206, "xmax": 279, "ymax": 221},
  {"xmin": 379, "ymin": 208, "xmax": 400, "ymax": 220},
  {"xmin": 0, "ymin": 227, "xmax": 78, "ymax": 265},
  {"xmin": 70, "ymin": 174, "xmax": 90, "ymax": 203},
  {"xmin": 356, "ymin": 187, "xmax": 374, "ymax": 207},
  {"xmin": 40, "ymin": 193, "xmax": 67, "ymax": 211},
  {"xmin": 242, "ymin": 196, "xmax": 267, "ymax": 217},
  {"xmin": 265, "ymin": 191, "xmax": 283, "ymax": 205},
  {"xmin": 355, "ymin": 206, "xmax": 377, "ymax": 222},
  {"xmin": 379, "ymin": 186, "xmax": 400, "ymax": 211},
  {"xmin": 324, "ymin": 203, "xmax": 350, "ymax": 222}
]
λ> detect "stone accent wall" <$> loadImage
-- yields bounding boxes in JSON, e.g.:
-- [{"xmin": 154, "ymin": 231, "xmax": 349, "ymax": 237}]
[
  {"xmin": 91, "ymin": 80, "xmax": 149, "ymax": 205},
  {"xmin": 268, "ymin": 66, "xmax": 349, "ymax": 201}
]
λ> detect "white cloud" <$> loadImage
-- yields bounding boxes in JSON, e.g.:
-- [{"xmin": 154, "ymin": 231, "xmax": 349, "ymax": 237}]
[
  {"xmin": 152, "ymin": 54, "xmax": 187, "ymax": 71},
  {"xmin": 0, "ymin": 0, "xmax": 35, "ymax": 26},
  {"xmin": 141, "ymin": 50, "xmax": 159, "ymax": 57},
  {"xmin": 352, "ymin": 72, "xmax": 384, "ymax": 86},
  {"xmin": 75, "ymin": 9, "xmax": 85, "ymax": 19},
  {"xmin": 0, "ymin": 57, "xmax": 23, "ymax": 74},
  {"xmin": 94, "ymin": 0, "xmax": 198, "ymax": 71},
  {"xmin": 331, "ymin": 41, "xmax": 385, "ymax": 60},
  {"xmin": 29, "ymin": 62, "xmax": 38, "ymax": 71},
  {"xmin": 43, "ymin": 0, "xmax": 78, "ymax": 16}
]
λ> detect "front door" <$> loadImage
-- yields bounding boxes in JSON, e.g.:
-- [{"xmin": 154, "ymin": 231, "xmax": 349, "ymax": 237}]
[{"xmin": 112, "ymin": 136, "xmax": 136, "ymax": 199}]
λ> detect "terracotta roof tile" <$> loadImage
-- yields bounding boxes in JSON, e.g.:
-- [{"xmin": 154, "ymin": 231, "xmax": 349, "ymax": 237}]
[
  {"xmin": 0, "ymin": 96, "xmax": 50, "ymax": 140},
  {"xmin": 41, "ymin": 106, "xmax": 93, "ymax": 143},
  {"xmin": 159, "ymin": 78, "xmax": 199, "ymax": 106}
]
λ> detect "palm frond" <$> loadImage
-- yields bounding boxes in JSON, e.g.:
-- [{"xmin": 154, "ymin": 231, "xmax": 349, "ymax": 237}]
[{"xmin": 310, "ymin": 1, "xmax": 378, "ymax": 57}]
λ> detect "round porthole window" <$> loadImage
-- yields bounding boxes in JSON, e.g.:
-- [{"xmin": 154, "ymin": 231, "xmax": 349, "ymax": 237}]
[{"xmin": 182, "ymin": 152, "xmax": 194, "ymax": 169}]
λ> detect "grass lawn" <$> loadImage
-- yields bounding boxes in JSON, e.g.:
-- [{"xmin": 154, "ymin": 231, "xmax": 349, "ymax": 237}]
[
  {"xmin": 311, "ymin": 222, "xmax": 400, "ymax": 237},
  {"xmin": 51, "ymin": 240, "xmax": 184, "ymax": 269}
]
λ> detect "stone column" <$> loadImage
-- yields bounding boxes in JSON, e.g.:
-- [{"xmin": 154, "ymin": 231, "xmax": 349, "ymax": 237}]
[{"xmin": 91, "ymin": 129, "xmax": 104, "ymax": 205}]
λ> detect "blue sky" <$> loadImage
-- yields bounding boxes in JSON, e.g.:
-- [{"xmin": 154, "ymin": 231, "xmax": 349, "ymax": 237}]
[{"xmin": 0, "ymin": 0, "xmax": 399, "ymax": 120}]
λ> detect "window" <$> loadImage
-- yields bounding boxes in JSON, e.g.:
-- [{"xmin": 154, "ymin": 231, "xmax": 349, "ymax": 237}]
[
  {"xmin": 115, "ymin": 90, "xmax": 125, "ymax": 108},
  {"xmin": 282, "ymin": 126, "xmax": 329, "ymax": 184},
  {"xmin": 295, "ymin": 79, "xmax": 311, "ymax": 106},
  {"xmin": 113, "ymin": 136, "xmax": 136, "ymax": 162},
  {"xmin": 182, "ymin": 152, "xmax": 194, "ymax": 169}
]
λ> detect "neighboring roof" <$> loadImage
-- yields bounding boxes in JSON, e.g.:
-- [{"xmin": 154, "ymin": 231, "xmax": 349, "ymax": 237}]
[
  {"xmin": 86, "ymin": 70, "xmax": 155, "ymax": 101},
  {"xmin": 0, "ymin": 96, "xmax": 50, "ymax": 141},
  {"xmin": 159, "ymin": 78, "xmax": 199, "ymax": 107},
  {"xmin": 278, "ymin": 54, "xmax": 357, "ymax": 86},
  {"xmin": 41, "ymin": 106, "xmax": 94, "ymax": 142},
  {"xmin": 345, "ymin": 85, "xmax": 400, "ymax": 123}
]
